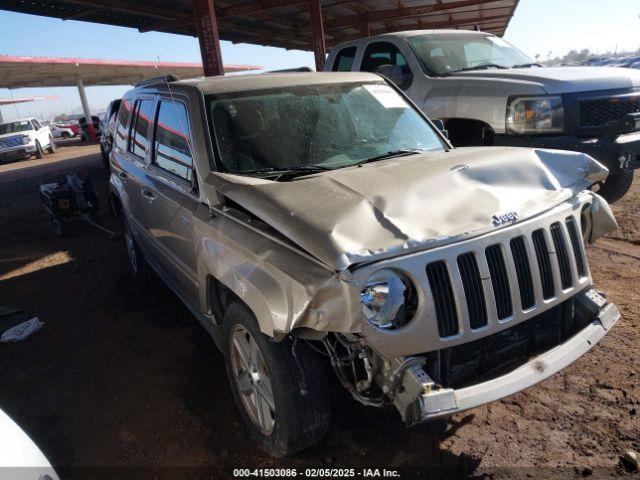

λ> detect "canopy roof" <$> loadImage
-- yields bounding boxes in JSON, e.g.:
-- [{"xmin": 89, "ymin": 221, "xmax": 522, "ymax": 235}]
[
  {"xmin": 0, "ymin": 55, "xmax": 261, "ymax": 88},
  {"xmin": 0, "ymin": 0, "xmax": 520, "ymax": 51}
]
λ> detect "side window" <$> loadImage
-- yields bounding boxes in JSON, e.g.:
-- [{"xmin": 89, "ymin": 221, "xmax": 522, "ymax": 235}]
[
  {"xmin": 153, "ymin": 100, "xmax": 194, "ymax": 182},
  {"xmin": 114, "ymin": 98, "xmax": 132, "ymax": 151},
  {"xmin": 361, "ymin": 42, "xmax": 413, "ymax": 90},
  {"xmin": 361, "ymin": 42, "xmax": 408, "ymax": 72},
  {"xmin": 332, "ymin": 46, "xmax": 357, "ymax": 71},
  {"xmin": 31, "ymin": 119, "xmax": 41, "ymax": 130},
  {"xmin": 128, "ymin": 98, "xmax": 154, "ymax": 159}
]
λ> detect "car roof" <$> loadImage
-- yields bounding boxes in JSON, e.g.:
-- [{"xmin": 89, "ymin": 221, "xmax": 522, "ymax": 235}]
[
  {"xmin": 136, "ymin": 71, "xmax": 384, "ymax": 96},
  {"xmin": 379, "ymin": 29, "xmax": 493, "ymax": 38}
]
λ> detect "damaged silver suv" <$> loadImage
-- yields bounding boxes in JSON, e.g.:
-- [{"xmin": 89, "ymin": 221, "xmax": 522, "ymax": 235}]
[{"xmin": 109, "ymin": 72, "xmax": 620, "ymax": 457}]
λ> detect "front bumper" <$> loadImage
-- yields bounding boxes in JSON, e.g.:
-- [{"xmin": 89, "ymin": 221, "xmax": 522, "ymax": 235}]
[
  {"xmin": 0, "ymin": 145, "xmax": 35, "ymax": 162},
  {"xmin": 495, "ymin": 113, "xmax": 640, "ymax": 173},
  {"xmin": 394, "ymin": 289, "xmax": 619, "ymax": 425}
]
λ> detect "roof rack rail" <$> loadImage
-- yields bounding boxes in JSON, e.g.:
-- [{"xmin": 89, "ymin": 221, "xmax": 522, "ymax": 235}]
[
  {"xmin": 265, "ymin": 67, "xmax": 313, "ymax": 73},
  {"xmin": 135, "ymin": 75, "xmax": 179, "ymax": 87}
]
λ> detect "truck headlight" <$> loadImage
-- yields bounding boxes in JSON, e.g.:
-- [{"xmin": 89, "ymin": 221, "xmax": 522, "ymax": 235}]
[
  {"xmin": 507, "ymin": 96, "xmax": 564, "ymax": 134},
  {"xmin": 20, "ymin": 135, "xmax": 31, "ymax": 145},
  {"xmin": 360, "ymin": 269, "xmax": 417, "ymax": 330}
]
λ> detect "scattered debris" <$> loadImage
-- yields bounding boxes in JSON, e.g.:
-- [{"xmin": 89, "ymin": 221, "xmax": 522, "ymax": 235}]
[
  {"xmin": 621, "ymin": 450, "xmax": 639, "ymax": 472},
  {"xmin": 581, "ymin": 466, "xmax": 593, "ymax": 477},
  {"xmin": 0, "ymin": 317, "xmax": 44, "ymax": 343}
]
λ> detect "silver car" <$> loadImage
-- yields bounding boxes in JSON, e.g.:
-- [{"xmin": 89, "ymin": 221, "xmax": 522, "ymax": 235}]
[{"xmin": 109, "ymin": 72, "xmax": 620, "ymax": 457}]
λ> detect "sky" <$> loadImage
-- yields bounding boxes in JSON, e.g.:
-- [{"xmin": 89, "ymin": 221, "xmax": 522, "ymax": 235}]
[{"xmin": 0, "ymin": 0, "xmax": 639, "ymax": 122}]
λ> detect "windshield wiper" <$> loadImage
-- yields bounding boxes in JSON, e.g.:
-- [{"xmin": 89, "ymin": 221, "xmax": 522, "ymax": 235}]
[
  {"xmin": 442, "ymin": 63, "xmax": 509, "ymax": 76},
  {"xmin": 355, "ymin": 148, "xmax": 425, "ymax": 167},
  {"xmin": 238, "ymin": 164, "xmax": 334, "ymax": 179},
  {"xmin": 512, "ymin": 62, "xmax": 542, "ymax": 68}
]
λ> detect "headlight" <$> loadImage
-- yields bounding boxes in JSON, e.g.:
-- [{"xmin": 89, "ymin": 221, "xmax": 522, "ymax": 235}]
[
  {"xmin": 20, "ymin": 135, "xmax": 31, "ymax": 145},
  {"xmin": 360, "ymin": 269, "xmax": 417, "ymax": 330},
  {"xmin": 507, "ymin": 96, "xmax": 564, "ymax": 134}
]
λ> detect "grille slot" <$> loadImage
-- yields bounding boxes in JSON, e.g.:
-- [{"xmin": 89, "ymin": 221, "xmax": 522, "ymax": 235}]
[
  {"xmin": 485, "ymin": 245, "xmax": 513, "ymax": 320},
  {"xmin": 532, "ymin": 229, "xmax": 555, "ymax": 299},
  {"xmin": 550, "ymin": 222, "xmax": 573, "ymax": 289},
  {"xmin": 509, "ymin": 237, "xmax": 535, "ymax": 310},
  {"xmin": 580, "ymin": 96, "xmax": 640, "ymax": 127},
  {"xmin": 426, "ymin": 261, "xmax": 459, "ymax": 338},
  {"xmin": 457, "ymin": 253, "xmax": 488, "ymax": 329},
  {"xmin": 565, "ymin": 217, "xmax": 587, "ymax": 277}
]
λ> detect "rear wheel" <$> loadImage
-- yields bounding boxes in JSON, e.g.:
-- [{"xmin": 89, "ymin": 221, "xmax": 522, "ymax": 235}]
[
  {"xmin": 35, "ymin": 141, "xmax": 44, "ymax": 159},
  {"xmin": 47, "ymin": 136, "xmax": 56, "ymax": 154},
  {"xmin": 223, "ymin": 303, "xmax": 330, "ymax": 457},
  {"xmin": 123, "ymin": 218, "xmax": 152, "ymax": 281},
  {"xmin": 599, "ymin": 170, "xmax": 634, "ymax": 203}
]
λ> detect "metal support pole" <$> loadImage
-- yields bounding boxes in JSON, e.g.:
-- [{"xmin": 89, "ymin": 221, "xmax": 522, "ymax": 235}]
[
  {"xmin": 194, "ymin": 0, "xmax": 225, "ymax": 77},
  {"xmin": 309, "ymin": 0, "xmax": 326, "ymax": 71},
  {"xmin": 76, "ymin": 77, "xmax": 96, "ymax": 141},
  {"xmin": 360, "ymin": 22, "xmax": 370, "ymax": 38}
]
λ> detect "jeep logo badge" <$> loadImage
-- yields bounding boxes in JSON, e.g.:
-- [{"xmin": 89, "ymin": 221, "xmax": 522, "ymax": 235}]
[{"xmin": 492, "ymin": 212, "xmax": 519, "ymax": 226}]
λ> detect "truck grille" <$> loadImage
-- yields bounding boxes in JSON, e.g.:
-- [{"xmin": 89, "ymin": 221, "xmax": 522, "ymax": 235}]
[
  {"xmin": 580, "ymin": 95, "xmax": 640, "ymax": 127},
  {"xmin": 426, "ymin": 216, "xmax": 588, "ymax": 338},
  {"xmin": 0, "ymin": 136, "xmax": 23, "ymax": 149}
]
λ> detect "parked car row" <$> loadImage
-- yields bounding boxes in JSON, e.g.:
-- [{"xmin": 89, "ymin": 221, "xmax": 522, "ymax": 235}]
[
  {"xmin": 583, "ymin": 56, "xmax": 640, "ymax": 69},
  {"xmin": 0, "ymin": 118, "xmax": 56, "ymax": 162}
]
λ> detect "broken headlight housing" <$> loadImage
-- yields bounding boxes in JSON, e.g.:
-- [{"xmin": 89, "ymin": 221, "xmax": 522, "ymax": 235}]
[
  {"xmin": 507, "ymin": 95, "xmax": 564, "ymax": 134},
  {"xmin": 360, "ymin": 269, "xmax": 417, "ymax": 330}
]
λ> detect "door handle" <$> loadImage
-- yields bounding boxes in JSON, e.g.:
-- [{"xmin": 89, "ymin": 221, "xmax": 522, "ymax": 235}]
[
  {"xmin": 141, "ymin": 189, "xmax": 156, "ymax": 200},
  {"xmin": 118, "ymin": 171, "xmax": 128, "ymax": 179}
]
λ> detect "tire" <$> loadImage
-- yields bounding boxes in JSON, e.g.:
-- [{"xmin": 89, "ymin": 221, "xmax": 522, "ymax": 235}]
[
  {"xmin": 47, "ymin": 136, "xmax": 56, "ymax": 154},
  {"xmin": 599, "ymin": 170, "xmax": 634, "ymax": 203},
  {"xmin": 50, "ymin": 216, "xmax": 65, "ymax": 237},
  {"xmin": 100, "ymin": 143, "xmax": 110, "ymax": 169},
  {"xmin": 35, "ymin": 141, "xmax": 44, "ymax": 159},
  {"xmin": 123, "ymin": 217, "xmax": 152, "ymax": 281},
  {"xmin": 223, "ymin": 303, "xmax": 330, "ymax": 457}
]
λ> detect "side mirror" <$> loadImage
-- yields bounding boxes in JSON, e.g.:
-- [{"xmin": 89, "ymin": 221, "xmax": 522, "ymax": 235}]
[
  {"xmin": 431, "ymin": 119, "xmax": 449, "ymax": 139},
  {"xmin": 375, "ymin": 65, "xmax": 413, "ymax": 90}
]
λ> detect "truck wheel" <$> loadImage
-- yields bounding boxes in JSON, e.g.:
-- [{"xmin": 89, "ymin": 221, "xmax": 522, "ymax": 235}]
[
  {"xmin": 50, "ymin": 217, "xmax": 65, "ymax": 237},
  {"xmin": 35, "ymin": 141, "xmax": 44, "ymax": 159},
  {"xmin": 47, "ymin": 136, "xmax": 56, "ymax": 154},
  {"xmin": 599, "ymin": 170, "xmax": 634, "ymax": 203},
  {"xmin": 223, "ymin": 303, "xmax": 330, "ymax": 457},
  {"xmin": 123, "ymin": 218, "xmax": 152, "ymax": 281}
]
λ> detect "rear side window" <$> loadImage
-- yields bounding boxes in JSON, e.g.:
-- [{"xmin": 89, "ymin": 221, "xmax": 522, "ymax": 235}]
[
  {"xmin": 128, "ymin": 98, "xmax": 155, "ymax": 159},
  {"xmin": 114, "ymin": 98, "xmax": 133, "ymax": 151},
  {"xmin": 332, "ymin": 46, "xmax": 357, "ymax": 71},
  {"xmin": 153, "ymin": 100, "xmax": 194, "ymax": 181},
  {"xmin": 361, "ymin": 42, "xmax": 408, "ymax": 72}
]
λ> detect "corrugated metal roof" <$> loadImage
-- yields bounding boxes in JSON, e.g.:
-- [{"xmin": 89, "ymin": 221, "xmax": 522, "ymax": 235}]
[{"xmin": 0, "ymin": 0, "xmax": 519, "ymax": 51}]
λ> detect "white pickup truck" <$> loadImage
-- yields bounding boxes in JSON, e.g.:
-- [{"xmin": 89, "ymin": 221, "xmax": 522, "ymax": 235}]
[
  {"xmin": 326, "ymin": 30, "xmax": 640, "ymax": 202},
  {"xmin": 0, "ymin": 118, "xmax": 56, "ymax": 162}
]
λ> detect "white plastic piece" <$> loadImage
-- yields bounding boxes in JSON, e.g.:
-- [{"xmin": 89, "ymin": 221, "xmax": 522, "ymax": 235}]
[{"xmin": 1, "ymin": 317, "xmax": 44, "ymax": 343}]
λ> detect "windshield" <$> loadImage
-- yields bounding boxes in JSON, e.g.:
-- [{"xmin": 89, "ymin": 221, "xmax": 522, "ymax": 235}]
[
  {"xmin": 0, "ymin": 121, "xmax": 32, "ymax": 135},
  {"xmin": 408, "ymin": 34, "xmax": 534, "ymax": 76},
  {"xmin": 207, "ymin": 82, "xmax": 446, "ymax": 177}
]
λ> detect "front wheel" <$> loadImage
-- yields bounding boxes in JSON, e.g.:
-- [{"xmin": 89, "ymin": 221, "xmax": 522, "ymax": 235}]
[
  {"xmin": 35, "ymin": 141, "xmax": 44, "ymax": 159},
  {"xmin": 599, "ymin": 170, "xmax": 634, "ymax": 203},
  {"xmin": 224, "ymin": 303, "xmax": 330, "ymax": 457}
]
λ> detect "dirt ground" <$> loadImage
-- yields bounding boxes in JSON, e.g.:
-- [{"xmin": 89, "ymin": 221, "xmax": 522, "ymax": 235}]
[{"xmin": 0, "ymin": 142, "xmax": 638, "ymax": 479}]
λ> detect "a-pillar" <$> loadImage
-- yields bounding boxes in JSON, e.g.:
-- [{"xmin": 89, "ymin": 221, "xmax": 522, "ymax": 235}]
[
  {"xmin": 309, "ymin": 0, "xmax": 326, "ymax": 71},
  {"xmin": 76, "ymin": 77, "xmax": 96, "ymax": 141},
  {"xmin": 194, "ymin": 0, "xmax": 225, "ymax": 77}
]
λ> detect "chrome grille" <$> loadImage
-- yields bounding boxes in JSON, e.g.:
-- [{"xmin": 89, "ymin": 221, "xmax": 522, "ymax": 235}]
[
  {"xmin": 426, "ymin": 261, "xmax": 458, "ymax": 337},
  {"xmin": 457, "ymin": 253, "xmax": 487, "ymax": 329},
  {"xmin": 426, "ymin": 216, "xmax": 589, "ymax": 339},
  {"xmin": 580, "ymin": 95, "xmax": 640, "ymax": 127}
]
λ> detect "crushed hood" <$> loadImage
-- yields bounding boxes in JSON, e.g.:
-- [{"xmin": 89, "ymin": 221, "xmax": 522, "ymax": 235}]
[
  {"xmin": 206, "ymin": 147, "xmax": 608, "ymax": 271},
  {"xmin": 453, "ymin": 66, "xmax": 640, "ymax": 95}
]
